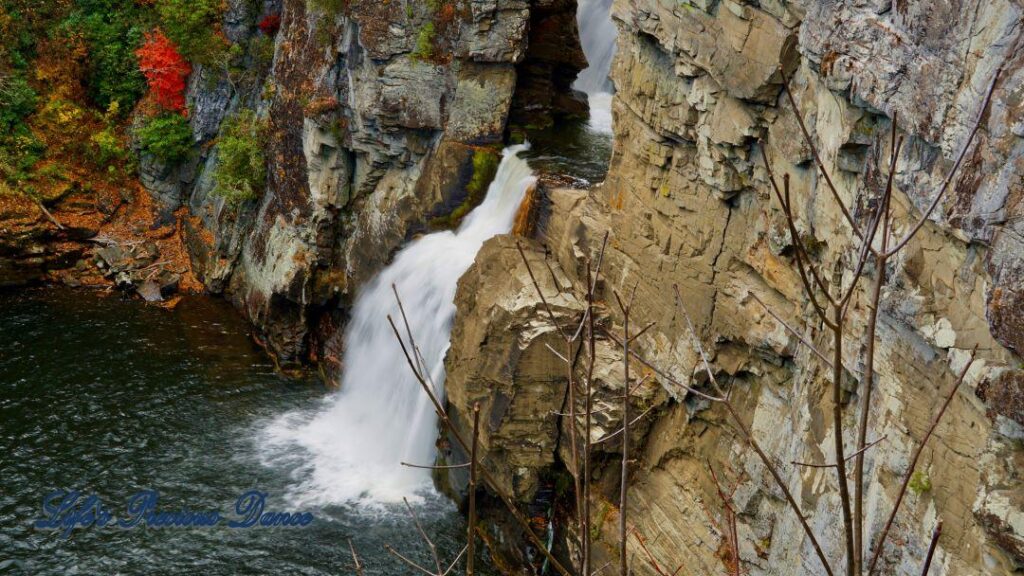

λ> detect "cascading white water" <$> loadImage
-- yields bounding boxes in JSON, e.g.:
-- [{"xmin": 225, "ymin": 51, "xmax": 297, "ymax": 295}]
[
  {"xmin": 574, "ymin": 0, "xmax": 617, "ymax": 133},
  {"xmin": 262, "ymin": 146, "xmax": 536, "ymax": 506}
]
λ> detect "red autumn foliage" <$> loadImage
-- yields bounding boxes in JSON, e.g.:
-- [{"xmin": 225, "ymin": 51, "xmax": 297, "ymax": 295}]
[
  {"xmin": 136, "ymin": 30, "xmax": 191, "ymax": 114},
  {"xmin": 258, "ymin": 14, "xmax": 281, "ymax": 35},
  {"xmin": 438, "ymin": 3, "xmax": 456, "ymax": 25}
]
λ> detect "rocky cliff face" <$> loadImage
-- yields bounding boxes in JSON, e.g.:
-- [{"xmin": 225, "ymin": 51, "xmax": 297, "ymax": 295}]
[
  {"xmin": 445, "ymin": 1, "xmax": 1024, "ymax": 574},
  {"xmin": 149, "ymin": 0, "xmax": 585, "ymax": 366}
]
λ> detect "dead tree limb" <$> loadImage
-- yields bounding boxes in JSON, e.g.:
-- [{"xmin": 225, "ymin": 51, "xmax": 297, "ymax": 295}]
[{"xmin": 613, "ymin": 282, "xmax": 639, "ymax": 576}]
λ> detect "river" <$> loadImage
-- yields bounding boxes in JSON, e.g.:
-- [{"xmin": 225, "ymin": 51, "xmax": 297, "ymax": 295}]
[{"xmin": 0, "ymin": 290, "xmax": 490, "ymax": 575}]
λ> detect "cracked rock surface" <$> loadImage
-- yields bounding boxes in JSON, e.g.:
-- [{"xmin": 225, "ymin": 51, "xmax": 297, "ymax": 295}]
[{"xmin": 444, "ymin": 1, "xmax": 1024, "ymax": 573}]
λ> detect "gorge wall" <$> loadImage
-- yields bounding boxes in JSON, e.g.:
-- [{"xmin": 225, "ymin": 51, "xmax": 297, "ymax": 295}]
[
  {"xmin": 444, "ymin": 1, "xmax": 1024, "ymax": 574},
  {"xmin": 152, "ymin": 0, "xmax": 586, "ymax": 367}
]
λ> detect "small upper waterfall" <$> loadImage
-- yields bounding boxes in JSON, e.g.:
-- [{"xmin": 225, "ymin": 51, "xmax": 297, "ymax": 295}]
[
  {"xmin": 262, "ymin": 146, "xmax": 536, "ymax": 506},
  {"xmin": 574, "ymin": 0, "xmax": 617, "ymax": 133}
]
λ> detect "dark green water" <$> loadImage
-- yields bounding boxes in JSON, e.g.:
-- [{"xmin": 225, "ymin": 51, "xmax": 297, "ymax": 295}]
[
  {"xmin": 519, "ymin": 114, "xmax": 613, "ymax": 185},
  {"xmin": 0, "ymin": 289, "xmax": 487, "ymax": 575}
]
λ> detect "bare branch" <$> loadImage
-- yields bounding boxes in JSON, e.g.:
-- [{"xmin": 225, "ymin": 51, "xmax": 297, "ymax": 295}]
[
  {"xmin": 630, "ymin": 321, "xmax": 656, "ymax": 343},
  {"xmin": 388, "ymin": 291, "xmax": 575, "ymax": 576},
  {"xmin": 749, "ymin": 291, "xmax": 833, "ymax": 369},
  {"xmin": 384, "ymin": 544, "xmax": 440, "ymax": 576},
  {"xmin": 885, "ymin": 68, "xmax": 1002, "ymax": 258},
  {"xmin": 592, "ymin": 405, "xmax": 658, "ymax": 446},
  {"xmin": 619, "ymin": 290, "xmax": 632, "ymax": 576},
  {"xmin": 468, "ymin": 403, "xmax": 480, "ymax": 576},
  {"xmin": 403, "ymin": 497, "xmax": 442, "ymax": 575},
  {"xmin": 517, "ymin": 241, "xmax": 569, "ymax": 340},
  {"xmin": 673, "ymin": 285, "xmax": 835, "ymax": 576},
  {"xmin": 400, "ymin": 462, "xmax": 471, "ymax": 470},
  {"xmin": 854, "ymin": 114, "xmax": 900, "ymax": 566},
  {"xmin": 544, "ymin": 343, "xmax": 569, "ymax": 363},
  {"xmin": 867, "ymin": 349, "xmax": 978, "ymax": 575},
  {"xmin": 790, "ymin": 435, "xmax": 888, "ymax": 469},
  {"xmin": 632, "ymin": 530, "xmax": 685, "ymax": 576},
  {"xmin": 708, "ymin": 464, "xmax": 741, "ymax": 576},
  {"xmin": 602, "ymin": 327, "xmax": 727, "ymax": 403},
  {"xmin": 780, "ymin": 68, "xmax": 864, "ymax": 243},
  {"xmin": 920, "ymin": 521, "xmax": 942, "ymax": 576}
]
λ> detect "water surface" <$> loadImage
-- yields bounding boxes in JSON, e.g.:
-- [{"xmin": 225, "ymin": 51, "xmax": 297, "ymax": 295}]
[{"xmin": 0, "ymin": 289, "xmax": 487, "ymax": 575}]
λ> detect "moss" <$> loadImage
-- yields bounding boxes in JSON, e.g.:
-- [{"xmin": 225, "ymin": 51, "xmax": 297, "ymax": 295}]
[
  {"xmin": 307, "ymin": 0, "xmax": 348, "ymax": 15},
  {"xmin": 430, "ymin": 146, "xmax": 500, "ymax": 229},
  {"xmin": 909, "ymin": 470, "xmax": 932, "ymax": 495}
]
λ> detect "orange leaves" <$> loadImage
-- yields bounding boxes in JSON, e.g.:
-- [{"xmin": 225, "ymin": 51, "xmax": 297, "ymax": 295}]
[{"xmin": 136, "ymin": 29, "xmax": 191, "ymax": 114}]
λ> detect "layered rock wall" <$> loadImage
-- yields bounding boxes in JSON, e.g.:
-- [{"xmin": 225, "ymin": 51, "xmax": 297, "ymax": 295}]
[
  {"xmin": 445, "ymin": 1, "xmax": 1024, "ymax": 573},
  {"xmin": 156, "ymin": 0, "xmax": 585, "ymax": 365}
]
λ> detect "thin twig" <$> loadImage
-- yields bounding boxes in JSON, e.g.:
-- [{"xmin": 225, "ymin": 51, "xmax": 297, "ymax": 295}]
[
  {"xmin": 517, "ymin": 241, "xmax": 568, "ymax": 340},
  {"xmin": 403, "ymin": 497, "xmax": 442, "ymax": 575},
  {"xmin": 854, "ymin": 112, "xmax": 900, "ymax": 568},
  {"xmin": 866, "ymin": 349, "xmax": 977, "ymax": 575},
  {"xmin": 615, "ymin": 288, "xmax": 633, "ymax": 576},
  {"xmin": 709, "ymin": 463, "xmax": 741, "ymax": 576},
  {"xmin": 884, "ymin": 68, "xmax": 1001, "ymax": 257},
  {"xmin": 592, "ymin": 405, "xmax": 658, "ymax": 446},
  {"xmin": 387, "ymin": 302, "xmax": 574, "ymax": 576},
  {"xmin": 791, "ymin": 435, "xmax": 888, "ymax": 469},
  {"xmin": 780, "ymin": 68, "xmax": 864, "ymax": 244},
  {"xmin": 920, "ymin": 521, "xmax": 942, "ymax": 576},
  {"xmin": 749, "ymin": 291, "xmax": 833, "ymax": 369},
  {"xmin": 673, "ymin": 285, "xmax": 835, "ymax": 576},
  {"xmin": 349, "ymin": 539, "xmax": 364, "ymax": 576},
  {"xmin": 34, "ymin": 198, "xmax": 64, "ymax": 230},
  {"xmin": 468, "ymin": 403, "xmax": 480, "ymax": 576},
  {"xmin": 632, "ymin": 530, "xmax": 684, "ymax": 576},
  {"xmin": 601, "ymin": 328, "xmax": 726, "ymax": 403},
  {"xmin": 384, "ymin": 544, "xmax": 440, "ymax": 576},
  {"xmin": 401, "ymin": 462, "xmax": 471, "ymax": 470}
]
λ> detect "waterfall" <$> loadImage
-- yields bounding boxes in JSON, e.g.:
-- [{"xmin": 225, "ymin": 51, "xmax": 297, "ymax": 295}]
[
  {"xmin": 262, "ymin": 146, "xmax": 537, "ymax": 506},
  {"xmin": 574, "ymin": 0, "xmax": 617, "ymax": 133}
]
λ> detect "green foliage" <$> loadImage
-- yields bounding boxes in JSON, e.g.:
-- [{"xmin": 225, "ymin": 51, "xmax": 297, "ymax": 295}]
[
  {"xmin": 62, "ymin": 0, "xmax": 153, "ymax": 111},
  {"xmin": 211, "ymin": 110, "xmax": 267, "ymax": 205},
  {"xmin": 412, "ymin": 22, "xmax": 436, "ymax": 60},
  {"xmin": 909, "ymin": 471, "xmax": 932, "ymax": 495},
  {"xmin": 0, "ymin": 131, "xmax": 44, "ymax": 186},
  {"xmin": 135, "ymin": 113, "xmax": 193, "ymax": 164},
  {"xmin": 92, "ymin": 126, "xmax": 127, "ymax": 164},
  {"xmin": 307, "ymin": 0, "xmax": 348, "ymax": 14},
  {"xmin": 0, "ymin": 72, "xmax": 41, "ymax": 186},
  {"xmin": 156, "ymin": 0, "xmax": 227, "ymax": 67},
  {"xmin": 0, "ymin": 73, "xmax": 37, "ymax": 132}
]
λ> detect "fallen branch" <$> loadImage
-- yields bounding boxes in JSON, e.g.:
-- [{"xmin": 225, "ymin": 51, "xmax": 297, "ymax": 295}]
[{"xmin": 34, "ymin": 198, "xmax": 65, "ymax": 230}]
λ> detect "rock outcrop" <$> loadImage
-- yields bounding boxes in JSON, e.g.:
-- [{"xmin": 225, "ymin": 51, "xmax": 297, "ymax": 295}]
[
  {"xmin": 445, "ymin": 1, "xmax": 1024, "ymax": 574},
  {"xmin": 146, "ymin": 0, "xmax": 587, "ymax": 366}
]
